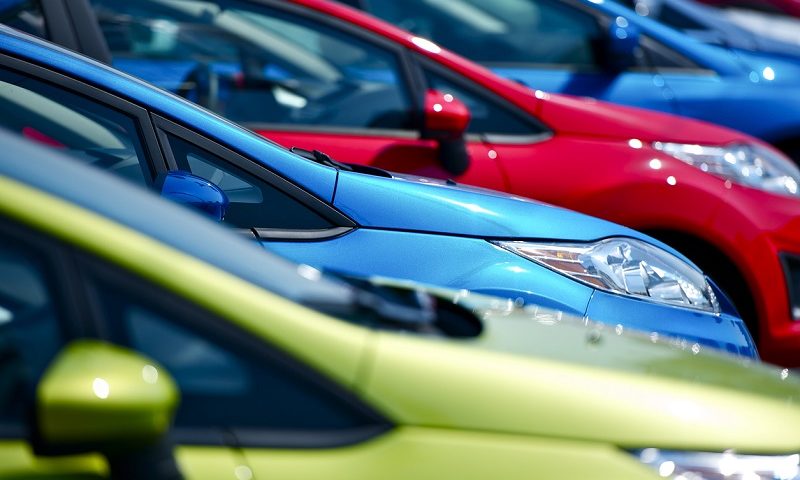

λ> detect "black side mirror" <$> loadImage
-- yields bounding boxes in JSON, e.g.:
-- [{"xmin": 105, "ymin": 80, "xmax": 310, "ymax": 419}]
[
  {"xmin": 421, "ymin": 89, "xmax": 472, "ymax": 176},
  {"xmin": 156, "ymin": 171, "xmax": 228, "ymax": 222},
  {"xmin": 602, "ymin": 16, "xmax": 642, "ymax": 71}
]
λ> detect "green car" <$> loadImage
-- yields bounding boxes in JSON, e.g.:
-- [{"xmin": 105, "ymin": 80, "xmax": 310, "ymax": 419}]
[{"xmin": 3, "ymin": 129, "xmax": 800, "ymax": 480}]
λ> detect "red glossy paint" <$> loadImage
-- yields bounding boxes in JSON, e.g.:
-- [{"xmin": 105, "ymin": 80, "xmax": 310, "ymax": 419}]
[{"xmin": 259, "ymin": 0, "xmax": 800, "ymax": 366}]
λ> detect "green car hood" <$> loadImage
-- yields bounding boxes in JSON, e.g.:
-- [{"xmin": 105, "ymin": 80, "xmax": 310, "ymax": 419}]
[{"xmin": 359, "ymin": 287, "xmax": 800, "ymax": 453}]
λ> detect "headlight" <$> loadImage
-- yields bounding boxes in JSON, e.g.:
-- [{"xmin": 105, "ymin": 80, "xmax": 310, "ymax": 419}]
[
  {"xmin": 492, "ymin": 237, "xmax": 719, "ymax": 313},
  {"xmin": 634, "ymin": 448, "xmax": 800, "ymax": 480},
  {"xmin": 654, "ymin": 142, "xmax": 800, "ymax": 197}
]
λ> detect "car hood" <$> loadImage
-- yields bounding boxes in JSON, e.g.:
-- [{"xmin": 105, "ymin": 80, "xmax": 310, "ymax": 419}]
[
  {"xmin": 730, "ymin": 49, "xmax": 800, "ymax": 84},
  {"xmin": 333, "ymin": 169, "xmax": 656, "ymax": 242},
  {"xmin": 362, "ymin": 286, "xmax": 800, "ymax": 451},
  {"xmin": 538, "ymin": 92, "xmax": 752, "ymax": 145}
]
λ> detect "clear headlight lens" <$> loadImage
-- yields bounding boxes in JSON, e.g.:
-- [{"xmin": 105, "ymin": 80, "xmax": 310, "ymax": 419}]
[
  {"xmin": 493, "ymin": 238, "xmax": 719, "ymax": 313},
  {"xmin": 654, "ymin": 142, "xmax": 800, "ymax": 197},
  {"xmin": 634, "ymin": 448, "xmax": 800, "ymax": 480}
]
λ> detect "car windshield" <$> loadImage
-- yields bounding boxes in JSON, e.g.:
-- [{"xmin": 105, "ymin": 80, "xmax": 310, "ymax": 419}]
[{"xmin": 363, "ymin": 0, "xmax": 602, "ymax": 65}]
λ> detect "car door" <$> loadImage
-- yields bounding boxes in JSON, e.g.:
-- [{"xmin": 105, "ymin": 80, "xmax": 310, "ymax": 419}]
[
  {"xmin": 350, "ymin": 0, "xmax": 680, "ymax": 115},
  {"xmin": 74, "ymin": 250, "xmax": 390, "ymax": 480}
]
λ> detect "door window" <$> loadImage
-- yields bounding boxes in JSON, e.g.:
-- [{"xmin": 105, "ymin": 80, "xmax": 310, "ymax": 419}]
[
  {"xmin": 90, "ymin": 0, "xmax": 414, "ymax": 129},
  {"xmin": 364, "ymin": 0, "xmax": 603, "ymax": 67},
  {"xmin": 0, "ymin": 0, "xmax": 46, "ymax": 38},
  {"xmin": 164, "ymin": 132, "xmax": 334, "ymax": 229},
  {"xmin": 0, "ymin": 67, "xmax": 152, "ymax": 185},
  {"xmin": 425, "ymin": 69, "xmax": 545, "ymax": 136},
  {"xmin": 85, "ymin": 263, "xmax": 383, "ymax": 437}
]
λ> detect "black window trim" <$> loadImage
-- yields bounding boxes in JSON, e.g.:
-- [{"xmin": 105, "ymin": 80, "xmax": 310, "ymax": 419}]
[
  {"xmin": 151, "ymin": 113, "xmax": 358, "ymax": 240},
  {"xmin": 414, "ymin": 55, "xmax": 554, "ymax": 145},
  {"xmin": 75, "ymin": 252, "xmax": 393, "ymax": 449},
  {"xmin": 0, "ymin": 52, "xmax": 168, "ymax": 184}
]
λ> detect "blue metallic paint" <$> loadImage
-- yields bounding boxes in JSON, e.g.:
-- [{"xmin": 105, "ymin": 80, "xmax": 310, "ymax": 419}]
[
  {"xmin": 0, "ymin": 26, "xmax": 757, "ymax": 357},
  {"xmin": 491, "ymin": 0, "xmax": 800, "ymax": 150}
]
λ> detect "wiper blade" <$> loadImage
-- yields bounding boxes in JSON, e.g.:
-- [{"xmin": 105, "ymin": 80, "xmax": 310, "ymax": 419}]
[{"xmin": 291, "ymin": 147, "xmax": 392, "ymax": 178}]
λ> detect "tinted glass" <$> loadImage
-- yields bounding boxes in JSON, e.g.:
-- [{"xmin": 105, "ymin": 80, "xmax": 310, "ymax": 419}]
[
  {"xmin": 0, "ymin": 0, "xmax": 46, "ymax": 38},
  {"xmin": 91, "ymin": 0, "xmax": 413, "ymax": 129},
  {"xmin": 91, "ymin": 274, "xmax": 377, "ymax": 432},
  {"xmin": 426, "ymin": 70, "xmax": 541, "ymax": 135},
  {"xmin": 0, "ymin": 236, "xmax": 63, "ymax": 426},
  {"xmin": 639, "ymin": 35, "xmax": 701, "ymax": 69},
  {"xmin": 0, "ymin": 67, "xmax": 151, "ymax": 185},
  {"xmin": 166, "ymin": 133, "xmax": 333, "ymax": 229},
  {"xmin": 365, "ymin": 0, "xmax": 602, "ymax": 66}
]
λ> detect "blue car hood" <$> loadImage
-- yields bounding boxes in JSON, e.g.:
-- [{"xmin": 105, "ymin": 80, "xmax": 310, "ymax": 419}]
[
  {"xmin": 333, "ymin": 170, "xmax": 650, "ymax": 242},
  {"xmin": 730, "ymin": 50, "xmax": 800, "ymax": 84}
]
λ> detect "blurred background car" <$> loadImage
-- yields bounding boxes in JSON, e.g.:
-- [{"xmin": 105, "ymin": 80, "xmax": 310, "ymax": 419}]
[
  {"xmin": 0, "ymin": 25, "xmax": 752, "ymax": 356},
  {"xmin": 18, "ymin": 0, "xmax": 800, "ymax": 364},
  {"xmin": 611, "ymin": 0, "xmax": 800, "ymax": 59},
  {"xmin": 341, "ymin": 0, "xmax": 800, "ymax": 164},
  {"xmin": 4, "ymin": 127, "xmax": 800, "ymax": 480}
]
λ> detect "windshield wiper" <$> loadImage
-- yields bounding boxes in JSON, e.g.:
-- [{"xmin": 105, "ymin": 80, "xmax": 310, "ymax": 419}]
[{"xmin": 290, "ymin": 147, "xmax": 392, "ymax": 178}]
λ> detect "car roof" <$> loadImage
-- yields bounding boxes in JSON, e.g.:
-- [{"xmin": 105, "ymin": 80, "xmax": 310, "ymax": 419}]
[{"xmin": 0, "ymin": 127, "xmax": 354, "ymax": 307}]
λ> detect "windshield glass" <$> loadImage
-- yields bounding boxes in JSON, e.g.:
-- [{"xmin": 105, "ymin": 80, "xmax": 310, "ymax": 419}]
[{"xmin": 363, "ymin": 0, "xmax": 603, "ymax": 65}]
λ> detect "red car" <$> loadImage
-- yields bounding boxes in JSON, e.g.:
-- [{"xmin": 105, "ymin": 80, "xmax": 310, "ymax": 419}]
[
  {"xmin": 29, "ymin": 0, "xmax": 800, "ymax": 365},
  {"xmin": 696, "ymin": 0, "xmax": 800, "ymax": 16}
]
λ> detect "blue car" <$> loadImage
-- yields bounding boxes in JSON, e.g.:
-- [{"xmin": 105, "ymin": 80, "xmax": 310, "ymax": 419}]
[
  {"xmin": 0, "ymin": 25, "xmax": 756, "ymax": 356},
  {"xmin": 612, "ymin": 0, "xmax": 800, "ymax": 60},
  {"xmin": 335, "ymin": 0, "xmax": 800, "ymax": 160}
]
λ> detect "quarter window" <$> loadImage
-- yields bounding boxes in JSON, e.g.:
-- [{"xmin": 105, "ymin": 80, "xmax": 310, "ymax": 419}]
[
  {"xmin": 164, "ymin": 132, "xmax": 334, "ymax": 230},
  {"xmin": 425, "ymin": 69, "xmax": 543, "ymax": 136}
]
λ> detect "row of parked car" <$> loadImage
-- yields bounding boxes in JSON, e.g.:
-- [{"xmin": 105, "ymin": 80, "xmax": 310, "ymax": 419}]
[{"xmin": 3, "ymin": 0, "xmax": 800, "ymax": 478}]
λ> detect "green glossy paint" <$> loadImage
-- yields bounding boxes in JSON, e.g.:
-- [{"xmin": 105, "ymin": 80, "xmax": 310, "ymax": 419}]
[{"xmin": 3, "ymin": 171, "xmax": 800, "ymax": 480}]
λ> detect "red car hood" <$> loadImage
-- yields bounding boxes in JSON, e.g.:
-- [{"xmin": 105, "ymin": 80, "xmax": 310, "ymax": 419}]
[{"xmin": 538, "ymin": 92, "xmax": 750, "ymax": 145}]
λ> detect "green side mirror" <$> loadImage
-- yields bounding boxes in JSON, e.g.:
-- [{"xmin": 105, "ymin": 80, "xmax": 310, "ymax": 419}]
[{"xmin": 36, "ymin": 340, "xmax": 179, "ymax": 453}]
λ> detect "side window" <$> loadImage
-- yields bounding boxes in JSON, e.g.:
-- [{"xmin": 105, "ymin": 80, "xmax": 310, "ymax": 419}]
[
  {"xmin": 0, "ymin": 67, "xmax": 152, "ymax": 185},
  {"xmin": 0, "ymin": 0, "xmax": 46, "ymax": 38},
  {"xmin": 425, "ymin": 69, "xmax": 544, "ymax": 136},
  {"xmin": 364, "ymin": 0, "xmax": 603, "ymax": 67},
  {"xmin": 638, "ymin": 35, "xmax": 703, "ymax": 70},
  {"xmin": 90, "ymin": 0, "xmax": 414, "ymax": 129},
  {"xmin": 86, "ymin": 266, "xmax": 381, "ymax": 435},
  {"xmin": 0, "ymin": 234, "xmax": 65, "ymax": 429},
  {"xmin": 164, "ymin": 132, "xmax": 334, "ymax": 230}
]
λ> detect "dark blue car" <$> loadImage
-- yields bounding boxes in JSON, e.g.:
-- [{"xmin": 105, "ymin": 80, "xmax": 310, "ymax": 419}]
[{"xmin": 0, "ymin": 22, "xmax": 757, "ymax": 356}]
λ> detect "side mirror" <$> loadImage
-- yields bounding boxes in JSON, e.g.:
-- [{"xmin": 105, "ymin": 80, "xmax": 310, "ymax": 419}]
[
  {"xmin": 603, "ymin": 16, "xmax": 641, "ymax": 71},
  {"xmin": 422, "ymin": 89, "xmax": 471, "ymax": 176},
  {"xmin": 156, "ymin": 171, "xmax": 228, "ymax": 222},
  {"xmin": 36, "ymin": 340, "xmax": 179, "ymax": 451}
]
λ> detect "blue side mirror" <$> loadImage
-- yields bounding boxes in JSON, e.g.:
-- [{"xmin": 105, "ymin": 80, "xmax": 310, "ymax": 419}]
[
  {"xmin": 156, "ymin": 171, "xmax": 228, "ymax": 222},
  {"xmin": 605, "ymin": 16, "xmax": 641, "ymax": 71}
]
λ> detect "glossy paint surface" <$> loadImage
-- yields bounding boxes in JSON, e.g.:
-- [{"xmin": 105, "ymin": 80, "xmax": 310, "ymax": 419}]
[
  {"xmin": 0, "ymin": 27, "xmax": 757, "ymax": 356},
  {"xmin": 257, "ymin": 0, "xmax": 800, "ymax": 365},
  {"xmin": 3, "ymin": 140, "xmax": 800, "ymax": 479},
  {"xmin": 696, "ymin": 0, "xmax": 800, "ymax": 17}
]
